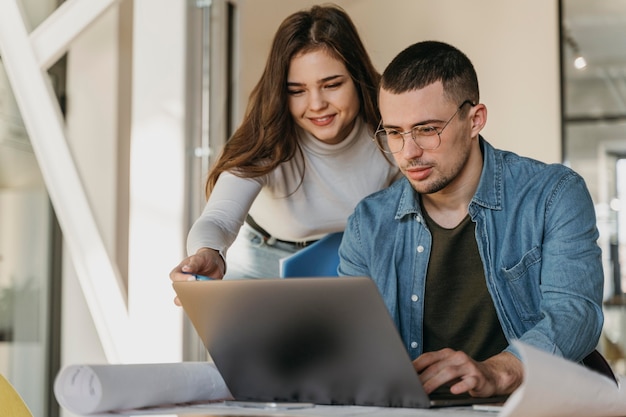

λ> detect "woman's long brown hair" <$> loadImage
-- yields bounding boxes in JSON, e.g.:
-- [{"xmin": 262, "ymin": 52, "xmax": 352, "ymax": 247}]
[{"xmin": 205, "ymin": 4, "xmax": 381, "ymax": 198}]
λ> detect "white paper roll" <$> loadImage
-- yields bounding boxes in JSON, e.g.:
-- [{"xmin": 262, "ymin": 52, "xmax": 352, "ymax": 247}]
[{"xmin": 53, "ymin": 362, "xmax": 232, "ymax": 415}]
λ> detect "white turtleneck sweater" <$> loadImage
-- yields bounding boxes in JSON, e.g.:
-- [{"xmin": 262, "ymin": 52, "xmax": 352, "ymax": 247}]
[{"xmin": 186, "ymin": 118, "xmax": 400, "ymax": 256}]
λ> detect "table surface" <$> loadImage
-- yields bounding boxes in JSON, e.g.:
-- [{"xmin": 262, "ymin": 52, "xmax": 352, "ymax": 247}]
[{"xmin": 93, "ymin": 401, "xmax": 502, "ymax": 417}]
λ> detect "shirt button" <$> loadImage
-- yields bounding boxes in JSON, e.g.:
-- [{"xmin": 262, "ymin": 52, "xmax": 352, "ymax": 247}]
[
  {"xmin": 415, "ymin": 215, "xmax": 422, "ymax": 223},
  {"xmin": 411, "ymin": 294, "xmax": 419, "ymax": 302},
  {"xmin": 411, "ymin": 341, "xmax": 418, "ymax": 348},
  {"xmin": 416, "ymin": 245, "xmax": 424, "ymax": 253}
]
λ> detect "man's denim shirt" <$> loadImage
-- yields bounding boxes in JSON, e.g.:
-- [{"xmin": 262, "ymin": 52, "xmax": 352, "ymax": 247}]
[{"xmin": 338, "ymin": 138, "xmax": 604, "ymax": 362}]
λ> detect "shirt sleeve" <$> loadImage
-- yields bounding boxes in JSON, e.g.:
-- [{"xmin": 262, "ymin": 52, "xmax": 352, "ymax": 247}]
[
  {"xmin": 186, "ymin": 171, "xmax": 263, "ymax": 256},
  {"xmin": 505, "ymin": 171, "xmax": 604, "ymax": 362},
  {"xmin": 337, "ymin": 208, "xmax": 372, "ymax": 278}
]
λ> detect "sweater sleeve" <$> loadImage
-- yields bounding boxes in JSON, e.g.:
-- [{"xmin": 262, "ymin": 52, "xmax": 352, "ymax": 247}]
[{"xmin": 186, "ymin": 171, "xmax": 263, "ymax": 256}]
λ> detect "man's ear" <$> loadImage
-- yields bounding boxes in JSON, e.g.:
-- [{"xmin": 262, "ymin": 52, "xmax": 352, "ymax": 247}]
[{"xmin": 470, "ymin": 103, "xmax": 487, "ymax": 136}]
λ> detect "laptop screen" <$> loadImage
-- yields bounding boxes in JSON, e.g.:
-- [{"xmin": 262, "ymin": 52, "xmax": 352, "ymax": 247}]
[{"xmin": 173, "ymin": 276, "xmax": 430, "ymax": 408}]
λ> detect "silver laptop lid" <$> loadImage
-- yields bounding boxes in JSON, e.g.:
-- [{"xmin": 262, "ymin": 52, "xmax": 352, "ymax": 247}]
[{"xmin": 173, "ymin": 276, "xmax": 430, "ymax": 408}]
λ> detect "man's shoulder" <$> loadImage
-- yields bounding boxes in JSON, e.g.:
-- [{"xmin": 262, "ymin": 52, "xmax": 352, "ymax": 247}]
[{"xmin": 494, "ymin": 147, "xmax": 578, "ymax": 182}]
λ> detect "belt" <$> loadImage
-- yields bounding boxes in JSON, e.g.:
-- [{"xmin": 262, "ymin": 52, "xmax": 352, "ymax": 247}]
[{"xmin": 245, "ymin": 215, "xmax": 318, "ymax": 248}]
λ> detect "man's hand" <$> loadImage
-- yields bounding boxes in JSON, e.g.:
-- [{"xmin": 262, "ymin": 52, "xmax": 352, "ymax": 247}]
[
  {"xmin": 413, "ymin": 349, "xmax": 523, "ymax": 397},
  {"xmin": 169, "ymin": 248, "xmax": 226, "ymax": 306}
]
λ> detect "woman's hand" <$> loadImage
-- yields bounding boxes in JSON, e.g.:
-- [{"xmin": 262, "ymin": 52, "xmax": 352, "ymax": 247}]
[{"xmin": 169, "ymin": 248, "xmax": 226, "ymax": 305}]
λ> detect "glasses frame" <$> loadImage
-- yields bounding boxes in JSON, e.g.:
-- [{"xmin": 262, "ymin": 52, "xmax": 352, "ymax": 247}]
[{"xmin": 374, "ymin": 99, "xmax": 475, "ymax": 154}]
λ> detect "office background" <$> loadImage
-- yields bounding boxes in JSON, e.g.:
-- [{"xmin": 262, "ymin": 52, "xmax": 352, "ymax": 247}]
[{"xmin": 1, "ymin": 0, "xmax": 624, "ymax": 416}]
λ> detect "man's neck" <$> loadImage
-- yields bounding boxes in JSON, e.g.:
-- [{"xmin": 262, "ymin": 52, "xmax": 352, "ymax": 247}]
[
  {"xmin": 421, "ymin": 144, "xmax": 483, "ymax": 229},
  {"xmin": 422, "ymin": 192, "xmax": 472, "ymax": 229}
]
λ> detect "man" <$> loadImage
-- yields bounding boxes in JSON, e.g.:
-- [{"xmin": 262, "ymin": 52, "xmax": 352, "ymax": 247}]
[{"xmin": 338, "ymin": 41, "xmax": 604, "ymax": 398}]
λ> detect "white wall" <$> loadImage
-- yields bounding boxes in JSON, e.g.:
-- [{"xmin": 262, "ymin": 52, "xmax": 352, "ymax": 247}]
[
  {"xmin": 234, "ymin": 0, "xmax": 561, "ymax": 163},
  {"xmin": 63, "ymin": 4, "xmax": 122, "ymax": 371},
  {"xmin": 127, "ymin": 0, "xmax": 187, "ymax": 363},
  {"xmin": 62, "ymin": 0, "xmax": 187, "ymax": 374}
]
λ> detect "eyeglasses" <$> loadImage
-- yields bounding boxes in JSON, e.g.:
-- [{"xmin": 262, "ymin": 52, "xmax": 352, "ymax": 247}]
[{"xmin": 373, "ymin": 100, "xmax": 475, "ymax": 154}]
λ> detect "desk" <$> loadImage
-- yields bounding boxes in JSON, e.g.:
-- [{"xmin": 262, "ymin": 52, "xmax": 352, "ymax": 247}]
[
  {"xmin": 60, "ymin": 342, "xmax": 626, "ymax": 417},
  {"xmin": 99, "ymin": 402, "xmax": 499, "ymax": 417},
  {"xmin": 89, "ymin": 342, "xmax": 626, "ymax": 417}
]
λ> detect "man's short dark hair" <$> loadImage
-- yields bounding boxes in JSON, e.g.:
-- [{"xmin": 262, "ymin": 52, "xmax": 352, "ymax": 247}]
[{"xmin": 380, "ymin": 41, "xmax": 479, "ymax": 106}]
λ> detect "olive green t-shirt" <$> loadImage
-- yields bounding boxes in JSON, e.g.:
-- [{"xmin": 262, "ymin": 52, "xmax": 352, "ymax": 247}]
[{"xmin": 422, "ymin": 210, "xmax": 508, "ymax": 361}]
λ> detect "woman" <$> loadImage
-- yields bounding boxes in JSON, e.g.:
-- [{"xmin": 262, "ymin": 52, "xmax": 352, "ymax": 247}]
[{"xmin": 170, "ymin": 4, "xmax": 399, "ymax": 285}]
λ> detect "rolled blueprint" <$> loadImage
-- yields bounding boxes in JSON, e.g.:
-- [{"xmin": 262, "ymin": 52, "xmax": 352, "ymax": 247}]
[{"xmin": 54, "ymin": 361, "xmax": 233, "ymax": 415}]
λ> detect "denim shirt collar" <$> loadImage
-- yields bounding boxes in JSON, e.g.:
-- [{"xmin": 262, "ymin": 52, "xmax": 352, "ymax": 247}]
[
  {"xmin": 394, "ymin": 179, "xmax": 421, "ymax": 221},
  {"xmin": 393, "ymin": 136, "xmax": 502, "ymax": 222},
  {"xmin": 471, "ymin": 137, "xmax": 502, "ymax": 212}
]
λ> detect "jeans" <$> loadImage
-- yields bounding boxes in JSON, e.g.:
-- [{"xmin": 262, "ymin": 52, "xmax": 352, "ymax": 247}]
[{"xmin": 224, "ymin": 223, "xmax": 299, "ymax": 279}]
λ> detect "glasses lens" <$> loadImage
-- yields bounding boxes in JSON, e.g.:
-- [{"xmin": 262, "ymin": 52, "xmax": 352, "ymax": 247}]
[
  {"xmin": 375, "ymin": 121, "xmax": 450, "ymax": 152},
  {"xmin": 411, "ymin": 126, "xmax": 441, "ymax": 150},
  {"xmin": 374, "ymin": 130, "xmax": 398, "ymax": 153},
  {"xmin": 413, "ymin": 134, "xmax": 439, "ymax": 150}
]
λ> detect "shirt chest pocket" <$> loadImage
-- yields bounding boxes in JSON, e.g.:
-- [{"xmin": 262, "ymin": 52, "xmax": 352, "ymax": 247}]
[{"xmin": 501, "ymin": 246, "xmax": 543, "ymax": 323}]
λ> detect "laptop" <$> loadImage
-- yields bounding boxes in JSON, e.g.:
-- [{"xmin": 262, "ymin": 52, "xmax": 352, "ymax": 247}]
[{"xmin": 172, "ymin": 276, "xmax": 507, "ymax": 408}]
